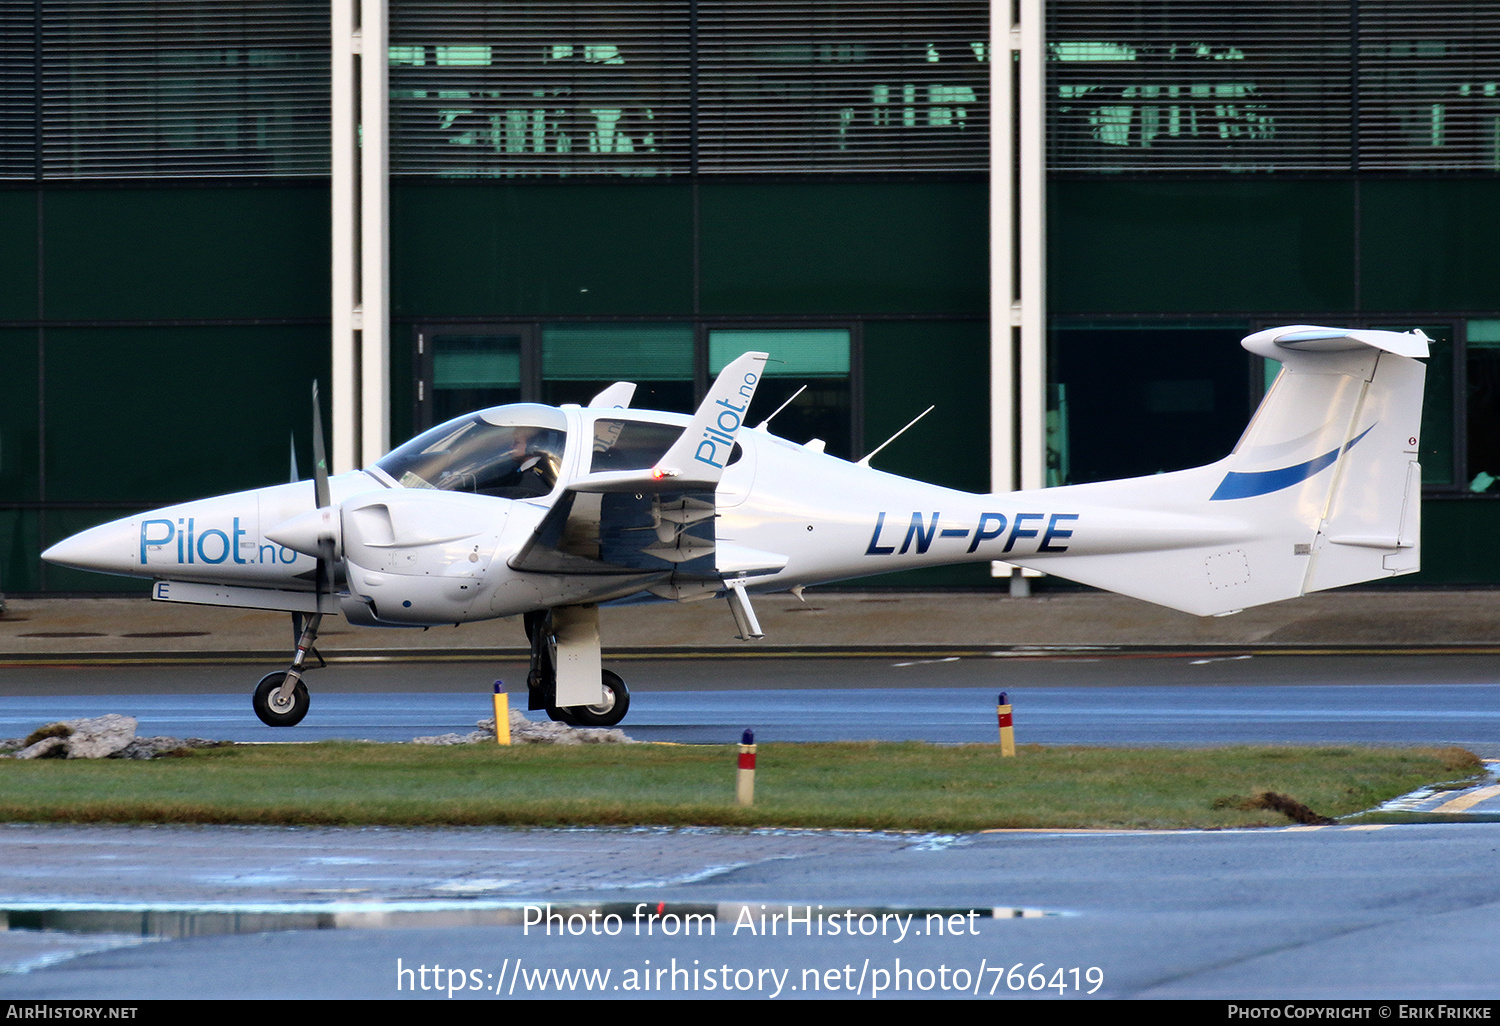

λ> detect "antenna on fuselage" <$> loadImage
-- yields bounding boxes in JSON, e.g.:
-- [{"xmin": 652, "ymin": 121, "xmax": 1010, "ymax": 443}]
[
  {"xmin": 754, "ymin": 385, "xmax": 807, "ymax": 432},
  {"xmin": 858, "ymin": 405, "xmax": 935, "ymax": 468}
]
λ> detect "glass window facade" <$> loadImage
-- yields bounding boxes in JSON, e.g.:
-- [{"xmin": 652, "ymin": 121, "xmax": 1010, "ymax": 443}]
[
  {"xmin": 4, "ymin": 1, "xmax": 1500, "ymax": 591},
  {"xmin": 710, "ymin": 328, "xmax": 855, "ymax": 458},
  {"xmin": 1049, "ymin": 0, "xmax": 1500, "ymax": 174}
]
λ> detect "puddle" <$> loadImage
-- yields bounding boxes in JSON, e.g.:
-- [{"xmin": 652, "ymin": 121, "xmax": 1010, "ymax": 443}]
[{"xmin": 0, "ymin": 899, "xmax": 1061, "ymax": 940}]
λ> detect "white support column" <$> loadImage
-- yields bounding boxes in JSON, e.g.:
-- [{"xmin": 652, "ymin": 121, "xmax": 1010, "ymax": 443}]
[
  {"xmin": 331, "ymin": 0, "xmax": 390, "ymax": 474},
  {"xmin": 359, "ymin": 0, "xmax": 390, "ymax": 467},
  {"xmin": 990, "ymin": 0, "xmax": 1046, "ymax": 585},
  {"xmin": 330, "ymin": 0, "xmax": 358, "ymax": 474},
  {"xmin": 988, "ymin": 0, "xmax": 1015, "ymax": 504},
  {"xmin": 1018, "ymin": 0, "xmax": 1047, "ymax": 494}
]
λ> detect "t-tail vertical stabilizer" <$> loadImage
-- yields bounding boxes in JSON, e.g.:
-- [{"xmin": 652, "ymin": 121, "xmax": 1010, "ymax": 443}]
[{"xmin": 1003, "ymin": 325, "xmax": 1428, "ymax": 615}]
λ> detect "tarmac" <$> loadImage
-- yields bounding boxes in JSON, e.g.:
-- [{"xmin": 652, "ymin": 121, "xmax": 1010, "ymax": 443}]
[{"xmin": 3, "ymin": 583, "xmax": 1500, "ymax": 662}]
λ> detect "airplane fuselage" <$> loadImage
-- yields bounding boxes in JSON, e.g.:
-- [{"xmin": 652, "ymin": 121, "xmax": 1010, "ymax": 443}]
[{"xmin": 45, "ymin": 405, "xmax": 1121, "ymax": 627}]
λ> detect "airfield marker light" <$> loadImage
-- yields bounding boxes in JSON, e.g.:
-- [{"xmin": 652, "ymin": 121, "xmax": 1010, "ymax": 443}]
[
  {"xmin": 737, "ymin": 729, "xmax": 757, "ymax": 806},
  {"xmin": 493, "ymin": 681, "xmax": 512, "ymax": 746},
  {"xmin": 997, "ymin": 692, "xmax": 1015, "ymax": 757}
]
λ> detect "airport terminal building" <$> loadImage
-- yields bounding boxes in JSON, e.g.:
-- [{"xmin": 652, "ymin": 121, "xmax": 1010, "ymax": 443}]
[{"xmin": 2, "ymin": 0, "xmax": 1498, "ymax": 593}]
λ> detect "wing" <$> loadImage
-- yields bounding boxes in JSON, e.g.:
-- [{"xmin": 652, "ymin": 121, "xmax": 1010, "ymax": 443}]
[{"xmin": 508, "ymin": 485, "xmax": 719, "ymax": 578}]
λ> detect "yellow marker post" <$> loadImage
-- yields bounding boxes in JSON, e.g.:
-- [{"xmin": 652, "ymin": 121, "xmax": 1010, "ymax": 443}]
[
  {"xmin": 736, "ymin": 729, "xmax": 756, "ymax": 806},
  {"xmin": 997, "ymin": 691, "xmax": 1015, "ymax": 757},
  {"xmin": 492, "ymin": 681, "xmax": 511, "ymax": 746}
]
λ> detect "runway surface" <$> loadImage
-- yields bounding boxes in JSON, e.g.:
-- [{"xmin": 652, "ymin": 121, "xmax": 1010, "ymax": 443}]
[{"xmin": 3, "ymin": 653, "xmax": 1498, "ymax": 752}]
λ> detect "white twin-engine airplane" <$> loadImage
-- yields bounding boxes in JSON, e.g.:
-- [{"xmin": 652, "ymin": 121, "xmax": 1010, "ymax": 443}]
[{"xmin": 44, "ymin": 325, "xmax": 1428, "ymax": 729}]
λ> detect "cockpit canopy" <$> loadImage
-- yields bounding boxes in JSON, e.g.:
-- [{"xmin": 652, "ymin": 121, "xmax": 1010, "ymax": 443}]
[{"xmin": 375, "ymin": 404, "xmax": 568, "ymax": 499}]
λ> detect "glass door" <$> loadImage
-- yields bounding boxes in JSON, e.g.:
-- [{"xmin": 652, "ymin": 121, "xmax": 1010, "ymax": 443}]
[{"xmin": 415, "ymin": 325, "xmax": 536, "ymax": 431}]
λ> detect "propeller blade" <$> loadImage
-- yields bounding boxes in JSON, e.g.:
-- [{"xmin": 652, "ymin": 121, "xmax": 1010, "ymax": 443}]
[
  {"xmin": 310, "ymin": 381, "xmax": 334, "ymax": 611},
  {"xmin": 311, "ymin": 381, "xmax": 330, "ymax": 510}
]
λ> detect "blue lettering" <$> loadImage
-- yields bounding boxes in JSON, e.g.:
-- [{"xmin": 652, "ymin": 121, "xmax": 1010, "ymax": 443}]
[
  {"xmin": 1039, "ymin": 513, "xmax": 1079, "ymax": 553},
  {"xmin": 899, "ymin": 512, "xmax": 940, "ymax": 555},
  {"xmin": 966, "ymin": 513, "xmax": 1007, "ymax": 553},
  {"xmin": 196, "ymin": 528, "xmax": 230, "ymax": 564},
  {"xmin": 259, "ymin": 544, "xmax": 278, "ymax": 564},
  {"xmin": 232, "ymin": 517, "xmax": 249, "ymax": 564},
  {"xmin": 279, "ymin": 545, "xmax": 299, "ymax": 565},
  {"xmin": 140, "ymin": 520, "xmax": 174, "ymax": 564},
  {"xmin": 694, "ymin": 438, "xmax": 725, "ymax": 469},
  {"xmin": 865, "ymin": 511, "xmax": 896, "ymax": 555},
  {"xmin": 1003, "ymin": 513, "xmax": 1045, "ymax": 554}
]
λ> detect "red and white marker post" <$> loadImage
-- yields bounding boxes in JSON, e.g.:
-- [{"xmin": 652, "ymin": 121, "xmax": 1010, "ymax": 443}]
[
  {"xmin": 737, "ymin": 729, "xmax": 757, "ymax": 805},
  {"xmin": 997, "ymin": 692, "xmax": 1015, "ymax": 757}
]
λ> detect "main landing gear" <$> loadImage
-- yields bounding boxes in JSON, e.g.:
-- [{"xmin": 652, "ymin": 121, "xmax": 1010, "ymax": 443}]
[
  {"xmin": 252, "ymin": 612, "xmax": 322, "ymax": 727},
  {"xmin": 524, "ymin": 608, "xmax": 631, "ymax": 728}
]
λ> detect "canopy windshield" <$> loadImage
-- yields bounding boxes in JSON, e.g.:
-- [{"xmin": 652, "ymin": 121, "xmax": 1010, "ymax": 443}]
[{"xmin": 375, "ymin": 405, "xmax": 568, "ymax": 499}]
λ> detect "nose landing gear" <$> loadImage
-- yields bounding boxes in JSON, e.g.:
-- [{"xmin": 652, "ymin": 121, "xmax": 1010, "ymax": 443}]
[{"xmin": 252, "ymin": 612, "xmax": 323, "ymax": 727}]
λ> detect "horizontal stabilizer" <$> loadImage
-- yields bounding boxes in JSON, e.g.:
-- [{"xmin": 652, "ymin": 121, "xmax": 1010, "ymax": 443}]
[{"xmin": 1243, "ymin": 324, "xmax": 1430, "ymax": 360}]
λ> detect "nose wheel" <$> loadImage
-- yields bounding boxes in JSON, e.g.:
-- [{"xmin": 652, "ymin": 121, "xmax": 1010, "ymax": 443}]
[
  {"xmin": 253, "ymin": 670, "xmax": 310, "ymax": 727},
  {"xmin": 252, "ymin": 611, "xmax": 322, "ymax": 727}
]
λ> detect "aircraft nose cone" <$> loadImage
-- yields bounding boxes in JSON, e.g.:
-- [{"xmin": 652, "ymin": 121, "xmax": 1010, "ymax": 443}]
[{"xmin": 41, "ymin": 518, "xmax": 142, "ymax": 576}]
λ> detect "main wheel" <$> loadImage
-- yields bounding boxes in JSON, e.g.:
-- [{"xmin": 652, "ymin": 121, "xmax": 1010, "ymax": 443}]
[
  {"xmin": 546, "ymin": 705, "xmax": 578, "ymax": 726},
  {"xmin": 253, "ymin": 671, "xmax": 310, "ymax": 727},
  {"xmin": 565, "ymin": 669, "xmax": 630, "ymax": 728}
]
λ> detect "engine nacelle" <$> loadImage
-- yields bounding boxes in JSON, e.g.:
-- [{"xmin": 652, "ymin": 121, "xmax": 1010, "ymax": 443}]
[{"xmin": 339, "ymin": 490, "xmax": 509, "ymax": 625}]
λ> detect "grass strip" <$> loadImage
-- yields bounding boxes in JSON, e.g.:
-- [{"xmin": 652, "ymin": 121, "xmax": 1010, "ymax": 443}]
[{"xmin": 0, "ymin": 742, "xmax": 1482, "ymax": 831}]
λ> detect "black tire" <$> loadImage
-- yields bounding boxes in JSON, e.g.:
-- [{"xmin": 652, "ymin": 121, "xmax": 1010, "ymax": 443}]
[
  {"xmin": 565, "ymin": 669, "xmax": 630, "ymax": 728},
  {"xmin": 253, "ymin": 671, "xmax": 310, "ymax": 727},
  {"xmin": 546, "ymin": 706, "xmax": 578, "ymax": 726}
]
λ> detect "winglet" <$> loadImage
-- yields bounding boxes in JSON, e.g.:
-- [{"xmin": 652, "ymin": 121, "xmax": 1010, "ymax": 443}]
[
  {"xmin": 588, "ymin": 381, "xmax": 636, "ymax": 409},
  {"xmin": 653, "ymin": 351, "xmax": 769, "ymax": 487}
]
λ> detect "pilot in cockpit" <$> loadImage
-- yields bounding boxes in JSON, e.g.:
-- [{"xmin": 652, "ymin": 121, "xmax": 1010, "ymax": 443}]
[
  {"xmin": 374, "ymin": 408, "xmax": 567, "ymax": 500},
  {"xmin": 485, "ymin": 424, "xmax": 562, "ymax": 497}
]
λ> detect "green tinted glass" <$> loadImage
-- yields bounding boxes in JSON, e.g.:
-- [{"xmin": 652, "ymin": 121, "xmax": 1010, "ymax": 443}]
[
  {"xmin": 1466, "ymin": 321, "xmax": 1500, "ymax": 494},
  {"xmin": 709, "ymin": 329, "xmax": 850, "ymax": 376},
  {"xmin": 434, "ymin": 337, "xmax": 522, "ymax": 388},
  {"xmin": 542, "ymin": 324, "xmax": 693, "ymax": 380}
]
